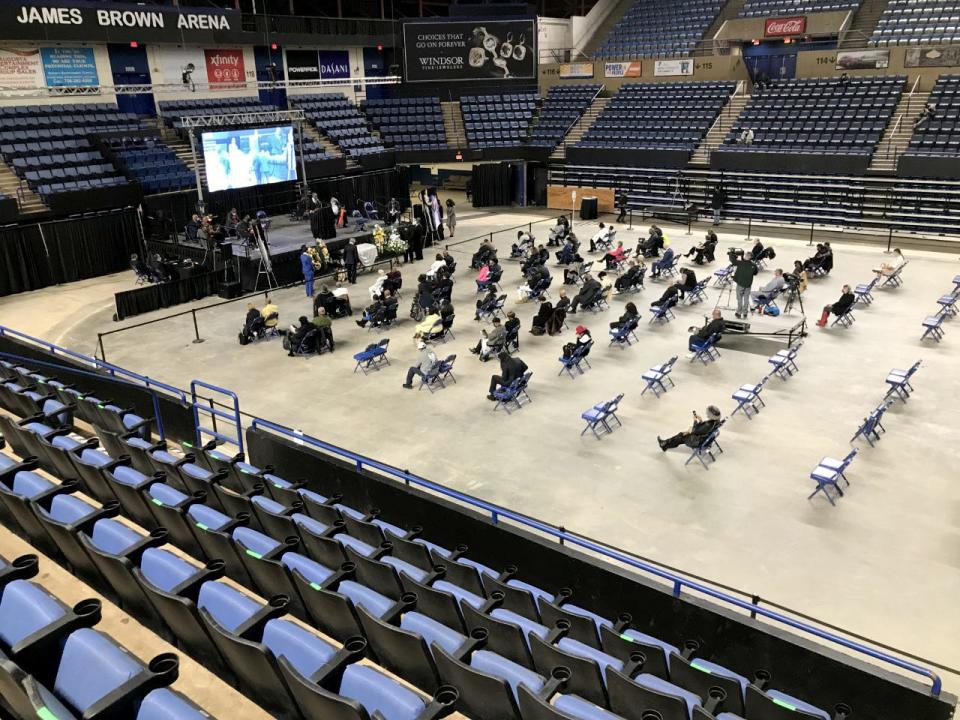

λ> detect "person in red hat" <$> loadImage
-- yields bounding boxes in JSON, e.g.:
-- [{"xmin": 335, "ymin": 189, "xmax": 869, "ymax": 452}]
[{"xmin": 563, "ymin": 325, "xmax": 593, "ymax": 358}]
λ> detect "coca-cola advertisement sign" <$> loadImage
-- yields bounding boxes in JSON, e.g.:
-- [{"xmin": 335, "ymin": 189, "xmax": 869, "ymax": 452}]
[{"xmin": 764, "ymin": 16, "xmax": 806, "ymax": 36}]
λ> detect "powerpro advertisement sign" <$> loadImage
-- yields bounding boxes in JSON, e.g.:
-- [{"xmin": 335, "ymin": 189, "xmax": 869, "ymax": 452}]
[{"xmin": 403, "ymin": 19, "xmax": 536, "ymax": 82}]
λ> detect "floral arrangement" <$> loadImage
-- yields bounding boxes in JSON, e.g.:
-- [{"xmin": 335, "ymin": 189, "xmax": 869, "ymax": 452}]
[
  {"xmin": 384, "ymin": 228, "xmax": 408, "ymax": 257},
  {"xmin": 372, "ymin": 224, "xmax": 386, "ymax": 255},
  {"xmin": 313, "ymin": 239, "xmax": 331, "ymax": 267}
]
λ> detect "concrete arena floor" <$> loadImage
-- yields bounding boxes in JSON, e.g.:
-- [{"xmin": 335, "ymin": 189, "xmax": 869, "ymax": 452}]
[{"xmin": 3, "ymin": 205, "xmax": 959, "ymax": 690}]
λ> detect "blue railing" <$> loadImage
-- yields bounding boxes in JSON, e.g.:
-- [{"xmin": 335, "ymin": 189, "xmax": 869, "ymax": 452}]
[
  {"xmin": 250, "ymin": 417, "xmax": 943, "ymax": 697},
  {"xmin": 0, "ymin": 325, "xmax": 187, "ymax": 404},
  {"xmin": 190, "ymin": 380, "xmax": 243, "ymax": 454}
]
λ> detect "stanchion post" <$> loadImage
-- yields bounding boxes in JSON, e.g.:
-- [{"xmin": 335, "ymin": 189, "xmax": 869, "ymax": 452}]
[
  {"xmin": 746, "ymin": 217, "xmax": 752, "ymax": 239},
  {"xmin": 97, "ymin": 334, "xmax": 106, "ymax": 362},
  {"xmin": 808, "ymin": 221, "xmax": 814, "ymax": 246},
  {"xmin": 191, "ymin": 309, "xmax": 205, "ymax": 345},
  {"xmin": 886, "ymin": 226, "xmax": 893, "ymax": 253}
]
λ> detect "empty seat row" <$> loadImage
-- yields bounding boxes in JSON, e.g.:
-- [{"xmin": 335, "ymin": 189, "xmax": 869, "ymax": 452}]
[
  {"xmin": 462, "ymin": 93, "xmax": 539, "ymax": 149},
  {"xmin": 362, "ymin": 96, "xmax": 449, "ymax": 150},
  {"xmin": 740, "ymin": 0, "xmax": 860, "ymax": 17},
  {"xmin": 595, "ymin": 0, "xmax": 723, "ymax": 58},
  {"xmin": 870, "ymin": 0, "xmax": 960, "ymax": 44}
]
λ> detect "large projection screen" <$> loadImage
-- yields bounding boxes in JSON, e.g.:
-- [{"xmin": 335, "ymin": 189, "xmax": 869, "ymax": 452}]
[
  {"xmin": 403, "ymin": 19, "xmax": 537, "ymax": 82},
  {"xmin": 201, "ymin": 125, "xmax": 297, "ymax": 192}
]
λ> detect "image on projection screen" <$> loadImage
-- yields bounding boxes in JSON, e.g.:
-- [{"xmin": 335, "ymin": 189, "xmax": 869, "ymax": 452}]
[{"xmin": 201, "ymin": 125, "xmax": 297, "ymax": 192}]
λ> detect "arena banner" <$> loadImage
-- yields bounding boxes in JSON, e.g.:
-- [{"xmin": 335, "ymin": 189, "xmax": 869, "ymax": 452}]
[
  {"xmin": 604, "ymin": 61, "xmax": 641, "ymax": 78},
  {"xmin": 3, "ymin": 0, "xmax": 241, "ymax": 43},
  {"xmin": 764, "ymin": 16, "xmax": 806, "ymax": 37},
  {"xmin": 204, "ymin": 48, "xmax": 245, "ymax": 86},
  {"xmin": 40, "ymin": 47, "xmax": 98, "ymax": 86},
  {"xmin": 836, "ymin": 49, "xmax": 889, "ymax": 70},
  {"xmin": 904, "ymin": 46, "xmax": 960, "ymax": 68},
  {"xmin": 403, "ymin": 19, "xmax": 536, "ymax": 82},
  {"xmin": 318, "ymin": 50, "xmax": 350, "ymax": 79},
  {"xmin": 286, "ymin": 49, "xmax": 320, "ymax": 81},
  {"xmin": 559, "ymin": 62, "xmax": 594, "ymax": 79},
  {"xmin": 654, "ymin": 59, "xmax": 694, "ymax": 77},
  {"xmin": 0, "ymin": 47, "xmax": 44, "ymax": 88}
]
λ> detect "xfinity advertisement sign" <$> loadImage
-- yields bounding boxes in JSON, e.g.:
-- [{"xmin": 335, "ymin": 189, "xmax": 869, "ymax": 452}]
[{"xmin": 403, "ymin": 19, "xmax": 536, "ymax": 82}]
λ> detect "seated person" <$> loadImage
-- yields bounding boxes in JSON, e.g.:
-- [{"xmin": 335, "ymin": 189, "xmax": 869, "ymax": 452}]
[
  {"xmin": 785, "ymin": 260, "xmax": 808, "ymax": 294},
  {"xmin": 751, "ymin": 268, "xmax": 786, "ymax": 307},
  {"xmin": 609, "ymin": 302, "xmax": 639, "ymax": 331},
  {"xmin": 442, "ymin": 246, "xmax": 456, "ymax": 272},
  {"xmin": 684, "ymin": 230, "xmax": 718, "ymax": 264},
  {"xmin": 597, "ymin": 271, "xmax": 613, "ymax": 303},
  {"xmin": 356, "ymin": 290, "xmax": 397, "ymax": 328},
  {"xmin": 403, "ymin": 340, "xmax": 438, "ymax": 389},
  {"xmin": 530, "ymin": 297, "xmax": 554, "ymax": 336},
  {"xmin": 688, "ymin": 309, "xmax": 725, "ymax": 351},
  {"xmin": 428, "ymin": 253, "xmax": 447, "ymax": 278},
  {"xmin": 130, "ymin": 253, "xmax": 152, "ymax": 279},
  {"xmin": 658, "ymin": 405, "xmax": 722, "ymax": 451},
  {"xmin": 556, "ymin": 237, "xmax": 582, "ymax": 265},
  {"xmin": 562, "ymin": 325, "xmax": 592, "ymax": 358},
  {"xmin": 244, "ymin": 302, "xmax": 261, "ymax": 333},
  {"xmin": 504, "ymin": 311, "xmax": 521, "ymax": 342},
  {"xmin": 518, "ymin": 264, "xmax": 550, "ymax": 302},
  {"xmin": 549, "ymin": 289, "xmax": 569, "ymax": 336},
  {"xmin": 803, "ymin": 243, "xmax": 833, "ymax": 274},
  {"xmin": 383, "ymin": 261, "xmax": 403, "ymax": 294},
  {"xmin": 473, "ymin": 239, "xmax": 498, "ymax": 267},
  {"xmin": 615, "ymin": 259, "xmax": 645, "ymax": 291},
  {"xmin": 638, "ymin": 225, "xmax": 664, "ymax": 257},
  {"xmin": 816, "ymin": 284, "xmax": 855, "ymax": 327},
  {"xmin": 602, "ymin": 241, "xmax": 627, "ymax": 269},
  {"xmin": 486, "ymin": 258, "xmax": 503, "ymax": 283},
  {"xmin": 415, "ymin": 309, "xmax": 442, "ymax": 337},
  {"xmin": 285, "ymin": 316, "xmax": 313, "ymax": 356},
  {"xmin": 261, "ymin": 297, "xmax": 279, "ymax": 330},
  {"xmin": 651, "ymin": 280, "xmax": 680, "ymax": 311},
  {"xmin": 567, "ymin": 274, "xmax": 601, "ymax": 313},
  {"xmin": 487, "ymin": 352, "xmax": 528, "ymax": 400},
  {"xmin": 476, "ymin": 263, "xmax": 492, "ymax": 286},
  {"xmin": 314, "ymin": 285, "xmax": 335, "ymax": 316},
  {"xmin": 589, "ymin": 223, "xmax": 612, "ymax": 252},
  {"xmin": 751, "ymin": 239, "xmax": 775, "ymax": 262},
  {"xmin": 510, "ymin": 231, "xmax": 534, "ymax": 258},
  {"xmin": 547, "ymin": 216, "xmax": 570, "ymax": 246},
  {"xmin": 650, "ymin": 246, "xmax": 676, "ymax": 278},
  {"xmin": 416, "ymin": 274, "xmax": 437, "ymax": 313},
  {"xmin": 563, "ymin": 259, "xmax": 590, "ymax": 285},
  {"xmin": 439, "ymin": 300, "xmax": 455, "ymax": 324},
  {"xmin": 678, "ymin": 267, "xmax": 697, "ymax": 298},
  {"xmin": 874, "ymin": 248, "xmax": 905, "ymax": 277},
  {"xmin": 433, "ymin": 275, "xmax": 454, "ymax": 305},
  {"xmin": 311, "ymin": 308, "xmax": 335, "ymax": 352},
  {"xmin": 369, "ymin": 269, "xmax": 388, "ymax": 300},
  {"xmin": 332, "ymin": 283, "xmax": 352, "ymax": 316},
  {"xmin": 470, "ymin": 317, "xmax": 507, "ymax": 360},
  {"xmin": 475, "ymin": 288, "xmax": 498, "ymax": 320}
]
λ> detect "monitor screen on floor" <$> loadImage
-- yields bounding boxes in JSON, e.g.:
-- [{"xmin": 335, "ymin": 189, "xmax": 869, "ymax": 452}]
[{"xmin": 201, "ymin": 125, "xmax": 297, "ymax": 193}]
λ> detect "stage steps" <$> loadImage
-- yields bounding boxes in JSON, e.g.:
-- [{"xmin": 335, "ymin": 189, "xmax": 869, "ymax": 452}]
[
  {"xmin": 868, "ymin": 88, "xmax": 928, "ymax": 173},
  {"xmin": 0, "ymin": 161, "xmax": 45, "ymax": 214},
  {"xmin": 550, "ymin": 96, "xmax": 610, "ymax": 160},
  {"xmin": 689, "ymin": 90, "xmax": 750, "ymax": 166},
  {"xmin": 442, "ymin": 101, "xmax": 468, "ymax": 150}
]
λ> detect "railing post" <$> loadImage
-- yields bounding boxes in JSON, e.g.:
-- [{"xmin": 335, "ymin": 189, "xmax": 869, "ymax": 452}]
[
  {"xmin": 191, "ymin": 309, "xmax": 204, "ymax": 345},
  {"xmin": 97, "ymin": 333, "xmax": 106, "ymax": 362},
  {"xmin": 750, "ymin": 594, "xmax": 760, "ymax": 619}
]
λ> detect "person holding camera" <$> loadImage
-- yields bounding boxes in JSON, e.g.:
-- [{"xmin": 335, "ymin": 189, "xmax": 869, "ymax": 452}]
[{"xmin": 658, "ymin": 406, "xmax": 723, "ymax": 451}]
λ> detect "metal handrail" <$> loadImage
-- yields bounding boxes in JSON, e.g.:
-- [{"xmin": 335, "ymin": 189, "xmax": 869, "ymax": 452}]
[
  {"xmin": 249, "ymin": 417, "xmax": 943, "ymax": 697},
  {"xmin": 0, "ymin": 325, "xmax": 187, "ymax": 404}
]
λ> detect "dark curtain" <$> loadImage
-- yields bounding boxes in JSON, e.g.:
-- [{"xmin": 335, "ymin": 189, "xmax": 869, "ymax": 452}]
[
  {"xmin": 114, "ymin": 270, "xmax": 220, "ymax": 321},
  {"xmin": 472, "ymin": 163, "xmax": 512, "ymax": 207},
  {"xmin": 0, "ymin": 209, "xmax": 141, "ymax": 298},
  {"xmin": 308, "ymin": 168, "xmax": 410, "ymax": 214}
]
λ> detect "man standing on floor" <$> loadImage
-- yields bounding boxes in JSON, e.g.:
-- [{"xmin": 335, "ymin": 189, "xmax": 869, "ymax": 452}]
[
  {"xmin": 732, "ymin": 251, "xmax": 756, "ymax": 319},
  {"xmin": 343, "ymin": 238, "xmax": 360, "ymax": 285}
]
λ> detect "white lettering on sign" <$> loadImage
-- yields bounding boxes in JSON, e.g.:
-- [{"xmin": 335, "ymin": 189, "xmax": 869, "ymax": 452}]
[
  {"xmin": 16, "ymin": 6, "xmax": 83, "ymax": 24},
  {"xmin": 96, "ymin": 9, "xmax": 164, "ymax": 28},
  {"xmin": 208, "ymin": 54, "xmax": 239, "ymax": 66},
  {"xmin": 178, "ymin": 13, "xmax": 230, "ymax": 30}
]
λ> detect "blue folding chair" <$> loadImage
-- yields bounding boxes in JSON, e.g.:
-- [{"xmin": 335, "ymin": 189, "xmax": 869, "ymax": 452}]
[
  {"xmin": 767, "ymin": 341, "xmax": 803, "ymax": 380},
  {"xmin": 880, "ymin": 260, "xmax": 908, "ymax": 288},
  {"xmin": 580, "ymin": 393, "xmax": 624, "ymax": 439},
  {"xmin": 831, "ymin": 308, "xmax": 855, "ymax": 328},
  {"xmin": 641, "ymin": 357, "xmax": 677, "ymax": 398},
  {"xmin": 854, "ymin": 276, "xmax": 879, "ymax": 305},
  {"xmin": 353, "ymin": 339, "xmax": 390, "ymax": 374},
  {"xmin": 492, "ymin": 372, "xmax": 532, "ymax": 414},
  {"xmin": 808, "ymin": 449, "xmax": 858, "ymax": 506},
  {"xmin": 731, "ymin": 377, "xmax": 767, "ymax": 420},
  {"xmin": 685, "ymin": 420, "xmax": 725, "ymax": 470},
  {"xmin": 936, "ymin": 294, "xmax": 958, "ymax": 319},
  {"xmin": 648, "ymin": 301, "xmax": 676, "ymax": 325},
  {"xmin": 689, "ymin": 333, "xmax": 721, "ymax": 365},
  {"xmin": 419, "ymin": 355, "xmax": 456, "ymax": 393},
  {"xmin": 712, "ymin": 265, "xmax": 733, "ymax": 288},
  {"xmin": 884, "ymin": 360, "xmax": 921, "ymax": 402},
  {"xmin": 557, "ymin": 341, "xmax": 593, "ymax": 378},
  {"xmin": 608, "ymin": 319, "xmax": 639, "ymax": 348},
  {"xmin": 683, "ymin": 279, "xmax": 709, "ymax": 305},
  {"xmin": 921, "ymin": 315, "xmax": 944, "ymax": 342},
  {"xmin": 851, "ymin": 403, "xmax": 889, "ymax": 447}
]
